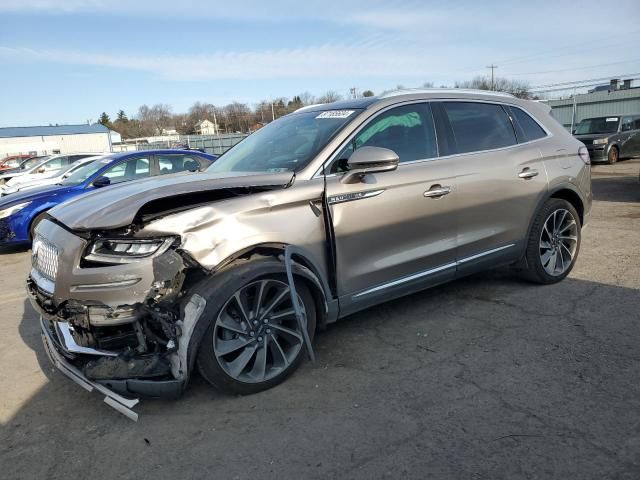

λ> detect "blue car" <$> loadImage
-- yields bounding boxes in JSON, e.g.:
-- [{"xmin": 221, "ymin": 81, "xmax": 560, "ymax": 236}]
[{"xmin": 0, "ymin": 149, "xmax": 216, "ymax": 246}]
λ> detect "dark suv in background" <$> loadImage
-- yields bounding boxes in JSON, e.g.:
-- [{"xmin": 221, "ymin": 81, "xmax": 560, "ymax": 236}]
[{"xmin": 574, "ymin": 114, "xmax": 640, "ymax": 164}]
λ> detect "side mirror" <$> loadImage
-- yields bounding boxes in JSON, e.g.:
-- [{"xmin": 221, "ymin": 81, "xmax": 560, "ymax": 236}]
[
  {"xmin": 572, "ymin": 130, "xmax": 577, "ymax": 135},
  {"xmin": 92, "ymin": 176, "xmax": 111, "ymax": 188},
  {"xmin": 342, "ymin": 146, "xmax": 399, "ymax": 183}
]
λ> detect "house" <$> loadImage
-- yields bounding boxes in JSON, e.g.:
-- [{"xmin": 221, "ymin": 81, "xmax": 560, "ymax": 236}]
[{"xmin": 195, "ymin": 119, "xmax": 218, "ymax": 136}]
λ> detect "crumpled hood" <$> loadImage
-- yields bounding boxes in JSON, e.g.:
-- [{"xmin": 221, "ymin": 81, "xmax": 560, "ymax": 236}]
[{"xmin": 49, "ymin": 170, "xmax": 295, "ymax": 230}]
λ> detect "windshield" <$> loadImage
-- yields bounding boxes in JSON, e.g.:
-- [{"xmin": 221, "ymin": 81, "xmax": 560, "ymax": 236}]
[
  {"xmin": 207, "ymin": 109, "xmax": 362, "ymax": 174},
  {"xmin": 61, "ymin": 155, "xmax": 114, "ymax": 186},
  {"xmin": 575, "ymin": 117, "xmax": 620, "ymax": 135}
]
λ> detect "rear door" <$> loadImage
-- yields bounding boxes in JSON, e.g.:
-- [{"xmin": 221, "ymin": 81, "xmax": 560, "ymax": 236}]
[
  {"xmin": 324, "ymin": 102, "xmax": 459, "ymax": 312},
  {"xmin": 620, "ymin": 116, "xmax": 640, "ymax": 156},
  {"xmin": 436, "ymin": 101, "xmax": 548, "ymax": 274}
]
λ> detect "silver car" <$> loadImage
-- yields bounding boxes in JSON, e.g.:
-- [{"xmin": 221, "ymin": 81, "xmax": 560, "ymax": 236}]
[{"xmin": 27, "ymin": 89, "xmax": 591, "ymax": 418}]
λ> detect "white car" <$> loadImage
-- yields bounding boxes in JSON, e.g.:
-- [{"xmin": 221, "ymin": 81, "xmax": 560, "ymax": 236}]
[
  {"xmin": 0, "ymin": 155, "xmax": 104, "ymax": 196},
  {"xmin": 0, "ymin": 153, "xmax": 100, "ymax": 189}
]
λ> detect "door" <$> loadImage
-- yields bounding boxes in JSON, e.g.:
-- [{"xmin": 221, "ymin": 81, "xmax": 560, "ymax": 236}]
[
  {"xmin": 620, "ymin": 116, "xmax": 640, "ymax": 156},
  {"xmin": 324, "ymin": 102, "xmax": 458, "ymax": 311},
  {"xmin": 436, "ymin": 101, "xmax": 548, "ymax": 274}
]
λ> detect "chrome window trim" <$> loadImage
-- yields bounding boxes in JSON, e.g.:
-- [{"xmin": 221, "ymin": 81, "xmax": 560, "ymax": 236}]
[
  {"xmin": 313, "ymin": 99, "xmax": 552, "ymax": 179},
  {"xmin": 351, "ymin": 243, "xmax": 516, "ymax": 299}
]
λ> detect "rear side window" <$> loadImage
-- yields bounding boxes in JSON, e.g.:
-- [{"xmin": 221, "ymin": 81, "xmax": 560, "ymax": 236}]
[
  {"xmin": 510, "ymin": 107, "xmax": 547, "ymax": 142},
  {"xmin": 443, "ymin": 102, "xmax": 517, "ymax": 154},
  {"xmin": 621, "ymin": 117, "xmax": 634, "ymax": 132},
  {"xmin": 157, "ymin": 155, "xmax": 202, "ymax": 175}
]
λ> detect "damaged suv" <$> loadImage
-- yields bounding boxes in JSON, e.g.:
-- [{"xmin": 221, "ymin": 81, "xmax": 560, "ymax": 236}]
[{"xmin": 28, "ymin": 90, "xmax": 591, "ymax": 418}]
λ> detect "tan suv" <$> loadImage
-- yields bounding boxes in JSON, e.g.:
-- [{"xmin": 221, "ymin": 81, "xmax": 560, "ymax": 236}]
[{"xmin": 28, "ymin": 89, "xmax": 592, "ymax": 418}]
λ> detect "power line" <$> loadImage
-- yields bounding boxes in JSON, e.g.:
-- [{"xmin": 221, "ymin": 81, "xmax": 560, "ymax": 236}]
[
  {"xmin": 504, "ymin": 59, "xmax": 640, "ymax": 77},
  {"xmin": 495, "ymin": 29, "xmax": 640, "ymax": 67},
  {"xmin": 530, "ymin": 72, "xmax": 640, "ymax": 90},
  {"xmin": 533, "ymin": 77, "xmax": 640, "ymax": 94}
]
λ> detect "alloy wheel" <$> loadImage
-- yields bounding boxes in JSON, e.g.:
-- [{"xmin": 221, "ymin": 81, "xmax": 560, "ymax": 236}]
[
  {"xmin": 539, "ymin": 208, "xmax": 578, "ymax": 276},
  {"xmin": 212, "ymin": 279, "xmax": 305, "ymax": 383}
]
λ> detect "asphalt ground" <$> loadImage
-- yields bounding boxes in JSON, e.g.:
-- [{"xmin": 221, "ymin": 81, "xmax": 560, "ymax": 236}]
[{"xmin": 1, "ymin": 158, "xmax": 639, "ymax": 479}]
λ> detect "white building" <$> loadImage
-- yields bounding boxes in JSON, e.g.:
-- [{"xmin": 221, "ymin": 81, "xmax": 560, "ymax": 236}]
[
  {"xmin": 0, "ymin": 124, "xmax": 114, "ymax": 158},
  {"xmin": 195, "ymin": 119, "xmax": 218, "ymax": 135}
]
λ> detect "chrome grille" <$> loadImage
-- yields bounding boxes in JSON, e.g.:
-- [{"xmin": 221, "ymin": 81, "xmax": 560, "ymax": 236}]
[{"xmin": 32, "ymin": 235, "xmax": 59, "ymax": 282}]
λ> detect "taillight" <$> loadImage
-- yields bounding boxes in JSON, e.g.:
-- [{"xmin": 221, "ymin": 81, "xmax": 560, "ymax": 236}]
[{"xmin": 578, "ymin": 146, "xmax": 590, "ymax": 165}]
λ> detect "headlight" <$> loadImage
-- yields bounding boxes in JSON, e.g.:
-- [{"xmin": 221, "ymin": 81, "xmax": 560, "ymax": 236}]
[
  {"xmin": 0, "ymin": 201, "xmax": 31, "ymax": 219},
  {"xmin": 84, "ymin": 237, "xmax": 177, "ymax": 264},
  {"xmin": 592, "ymin": 138, "xmax": 608, "ymax": 145}
]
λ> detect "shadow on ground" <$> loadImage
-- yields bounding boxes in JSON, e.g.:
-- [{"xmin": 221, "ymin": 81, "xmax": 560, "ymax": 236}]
[{"xmin": 3, "ymin": 270, "xmax": 639, "ymax": 480}]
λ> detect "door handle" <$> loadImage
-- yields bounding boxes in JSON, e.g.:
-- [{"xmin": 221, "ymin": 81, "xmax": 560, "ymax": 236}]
[
  {"xmin": 518, "ymin": 168, "xmax": 539, "ymax": 179},
  {"xmin": 423, "ymin": 185, "xmax": 451, "ymax": 198}
]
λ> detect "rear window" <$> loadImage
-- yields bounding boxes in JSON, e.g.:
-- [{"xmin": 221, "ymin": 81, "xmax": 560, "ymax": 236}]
[
  {"xmin": 511, "ymin": 107, "xmax": 547, "ymax": 142},
  {"xmin": 443, "ymin": 102, "xmax": 517, "ymax": 154}
]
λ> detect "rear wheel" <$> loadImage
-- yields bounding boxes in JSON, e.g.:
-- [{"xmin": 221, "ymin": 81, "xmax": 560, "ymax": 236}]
[
  {"xmin": 197, "ymin": 273, "xmax": 316, "ymax": 395},
  {"xmin": 607, "ymin": 146, "xmax": 619, "ymax": 164},
  {"xmin": 521, "ymin": 198, "xmax": 581, "ymax": 284}
]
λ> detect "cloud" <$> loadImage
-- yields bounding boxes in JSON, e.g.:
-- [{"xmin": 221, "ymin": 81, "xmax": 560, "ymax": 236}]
[{"xmin": 0, "ymin": 44, "xmax": 453, "ymax": 81}]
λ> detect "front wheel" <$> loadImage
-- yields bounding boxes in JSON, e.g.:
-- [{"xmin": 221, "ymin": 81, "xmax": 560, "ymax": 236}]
[
  {"xmin": 197, "ymin": 273, "xmax": 316, "ymax": 395},
  {"xmin": 607, "ymin": 146, "xmax": 619, "ymax": 164},
  {"xmin": 521, "ymin": 199, "xmax": 581, "ymax": 284}
]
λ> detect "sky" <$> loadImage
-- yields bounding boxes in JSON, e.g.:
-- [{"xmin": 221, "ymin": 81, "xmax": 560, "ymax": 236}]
[{"xmin": 0, "ymin": 0, "xmax": 639, "ymax": 127}]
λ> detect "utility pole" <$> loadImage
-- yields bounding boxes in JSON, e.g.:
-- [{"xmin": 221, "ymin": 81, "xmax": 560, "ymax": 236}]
[
  {"xmin": 486, "ymin": 64, "xmax": 498, "ymax": 90},
  {"xmin": 271, "ymin": 102, "xmax": 275, "ymax": 121}
]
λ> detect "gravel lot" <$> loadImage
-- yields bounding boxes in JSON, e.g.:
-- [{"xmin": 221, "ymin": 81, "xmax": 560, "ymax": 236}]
[{"xmin": 1, "ymin": 159, "xmax": 639, "ymax": 480}]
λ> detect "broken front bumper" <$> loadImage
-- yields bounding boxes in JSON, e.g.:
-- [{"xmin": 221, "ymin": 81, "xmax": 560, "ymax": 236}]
[{"xmin": 40, "ymin": 316, "xmax": 141, "ymax": 421}]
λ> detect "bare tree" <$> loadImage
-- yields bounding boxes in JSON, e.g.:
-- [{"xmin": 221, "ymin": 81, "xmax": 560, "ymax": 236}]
[
  {"xmin": 298, "ymin": 91, "xmax": 317, "ymax": 106},
  {"xmin": 317, "ymin": 90, "xmax": 343, "ymax": 104},
  {"xmin": 455, "ymin": 76, "xmax": 535, "ymax": 99}
]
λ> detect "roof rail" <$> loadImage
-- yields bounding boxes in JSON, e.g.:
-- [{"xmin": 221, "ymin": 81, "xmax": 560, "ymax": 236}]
[{"xmin": 379, "ymin": 88, "xmax": 516, "ymax": 99}]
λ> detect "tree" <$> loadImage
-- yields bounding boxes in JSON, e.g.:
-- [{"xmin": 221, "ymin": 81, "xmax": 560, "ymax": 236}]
[
  {"xmin": 362, "ymin": 90, "xmax": 375, "ymax": 97},
  {"xmin": 455, "ymin": 75, "xmax": 535, "ymax": 99},
  {"xmin": 98, "ymin": 112, "xmax": 111, "ymax": 127},
  {"xmin": 298, "ymin": 91, "xmax": 316, "ymax": 106},
  {"xmin": 317, "ymin": 90, "xmax": 342, "ymax": 104},
  {"xmin": 116, "ymin": 110, "xmax": 128, "ymax": 121}
]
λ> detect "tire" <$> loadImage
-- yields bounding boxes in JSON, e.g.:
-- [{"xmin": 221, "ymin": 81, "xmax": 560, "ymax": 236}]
[
  {"xmin": 29, "ymin": 211, "xmax": 49, "ymax": 241},
  {"xmin": 607, "ymin": 146, "xmax": 619, "ymax": 164},
  {"xmin": 196, "ymin": 262, "xmax": 316, "ymax": 395},
  {"xmin": 521, "ymin": 198, "xmax": 581, "ymax": 284}
]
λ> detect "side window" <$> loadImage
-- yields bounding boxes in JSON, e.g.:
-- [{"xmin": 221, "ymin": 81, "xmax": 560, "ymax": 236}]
[
  {"xmin": 621, "ymin": 117, "xmax": 634, "ymax": 132},
  {"xmin": 443, "ymin": 102, "xmax": 517, "ymax": 154},
  {"xmin": 634, "ymin": 116, "xmax": 640, "ymax": 130},
  {"xmin": 510, "ymin": 107, "xmax": 547, "ymax": 142},
  {"xmin": 103, "ymin": 157, "xmax": 150, "ymax": 184},
  {"xmin": 331, "ymin": 103, "xmax": 437, "ymax": 173},
  {"xmin": 157, "ymin": 155, "xmax": 201, "ymax": 175},
  {"xmin": 42, "ymin": 157, "xmax": 64, "ymax": 170}
]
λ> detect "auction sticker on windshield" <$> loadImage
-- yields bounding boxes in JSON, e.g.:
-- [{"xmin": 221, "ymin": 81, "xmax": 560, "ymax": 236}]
[
  {"xmin": 316, "ymin": 110, "xmax": 355, "ymax": 119},
  {"xmin": 606, "ymin": 117, "xmax": 619, "ymax": 122}
]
